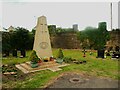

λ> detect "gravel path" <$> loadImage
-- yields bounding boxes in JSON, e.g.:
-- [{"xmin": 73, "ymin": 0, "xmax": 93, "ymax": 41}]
[{"xmin": 46, "ymin": 73, "xmax": 118, "ymax": 88}]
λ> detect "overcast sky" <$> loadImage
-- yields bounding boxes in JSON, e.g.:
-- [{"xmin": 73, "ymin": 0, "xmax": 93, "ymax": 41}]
[{"xmin": 1, "ymin": 1, "xmax": 118, "ymax": 31}]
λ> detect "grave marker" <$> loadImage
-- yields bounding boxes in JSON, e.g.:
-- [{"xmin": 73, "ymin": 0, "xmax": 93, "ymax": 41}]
[{"xmin": 33, "ymin": 16, "xmax": 52, "ymax": 58}]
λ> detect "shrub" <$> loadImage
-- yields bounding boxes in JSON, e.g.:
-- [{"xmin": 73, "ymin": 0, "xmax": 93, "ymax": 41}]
[
  {"xmin": 57, "ymin": 49, "xmax": 64, "ymax": 59},
  {"xmin": 63, "ymin": 57, "xmax": 73, "ymax": 63},
  {"xmin": 29, "ymin": 50, "xmax": 39, "ymax": 64}
]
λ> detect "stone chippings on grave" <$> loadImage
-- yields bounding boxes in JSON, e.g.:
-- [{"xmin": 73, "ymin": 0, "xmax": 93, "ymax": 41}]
[{"xmin": 33, "ymin": 16, "xmax": 52, "ymax": 58}]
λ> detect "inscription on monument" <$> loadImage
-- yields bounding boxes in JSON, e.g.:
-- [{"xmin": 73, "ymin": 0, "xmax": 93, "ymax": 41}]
[{"xmin": 39, "ymin": 42, "xmax": 48, "ymax": 49}]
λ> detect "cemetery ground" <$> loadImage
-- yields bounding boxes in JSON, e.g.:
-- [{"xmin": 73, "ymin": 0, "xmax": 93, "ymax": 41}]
[{"xmin": 1, "ymin": 49, "xmax": 119, "ymax": 88}]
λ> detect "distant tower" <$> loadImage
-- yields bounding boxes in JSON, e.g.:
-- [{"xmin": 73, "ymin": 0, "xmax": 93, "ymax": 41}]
[{"xmin": 73, "ymin": 24, "xmax": 78, "ymax": 31}]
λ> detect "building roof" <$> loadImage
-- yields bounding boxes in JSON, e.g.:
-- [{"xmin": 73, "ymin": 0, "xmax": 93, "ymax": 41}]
[{"xmin": 7, "ymin": 26, "xmax": 15, "ymax": 32}]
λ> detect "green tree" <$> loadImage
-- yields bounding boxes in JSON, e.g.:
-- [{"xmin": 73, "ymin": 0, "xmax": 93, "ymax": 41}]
[
  {"xmin": 57, "ymin": 48, "xmax": 64, "ymax": 59},
  {"xmin": 31, "ymin": 29, "xmax": 36, "ymax": 36},
  {"xmin": 77, "ymin": 22, "xmax": 110, "ymax": 50},
  {"xmin": 56, "ymin": 27, "xmax": 65, "ymax": 34},
  {"xmin": 77, "ymin": 27, "xmax": 98, "ymax": 49},
  {"xmin": 48, "ymin": 25, "xmax": 56, "ymax": 35},
  {"xmin": 10, "ymin": 27, "xmax": 33, "ymax": 50},
  {"xmin": 56, "ymin": 27, "xmax": 76, "ymax": 35},
  {"xmin": 28, "ymin": 32, "xmax": 34, "ymax": 50},
  {"xmin": 2, "ymin": 32, "xmax": 11, "ymax": 56},
  {"xmin": 10, "ymin": 31, "xmax": 18, "ymax": 50}
]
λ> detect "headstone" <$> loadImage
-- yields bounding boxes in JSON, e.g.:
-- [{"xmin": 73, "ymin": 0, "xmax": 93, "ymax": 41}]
[
  {"xmin": 97, "ymin": 49, "xmax": 104, "ymax": 58},
  {"xmin": 33, "ymin": 16, "xmax": 52, "ymax": 58},
  {"xmin": 12, "ymin": 49, "xmax": 17, "ymax": 57},
  {"xmin": 20, "ymin": 49, "xmax": 26, "ymax": 57}
]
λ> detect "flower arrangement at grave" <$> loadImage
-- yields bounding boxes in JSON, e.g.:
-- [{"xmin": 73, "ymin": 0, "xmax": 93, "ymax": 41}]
[
  {"xmin": 38, "ymin": 58, "xmax": 42, "ymax": 63},
  {"xmin": 50, "ymin": 56, "xmax": 54, "ymax": 61},
  {"xmin": 42, "ymin": 56, "xmax": 55, "ymax": 62},
  {"xmin": 37, "ymin": 57, "xmax": 43, "ymax": 66},
  {"xmin": 29, "ymin": 50, "xmax": 40, "ymax": 68},
  {"xmin": 43, "ymin": 57, "xmax": 50, "ymax": 62}
]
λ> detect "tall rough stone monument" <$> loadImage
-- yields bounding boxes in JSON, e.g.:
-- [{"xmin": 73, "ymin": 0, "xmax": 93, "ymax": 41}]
[{"xmin": 33, "ymin": 16, "xmax": 52, "ymax": 58}]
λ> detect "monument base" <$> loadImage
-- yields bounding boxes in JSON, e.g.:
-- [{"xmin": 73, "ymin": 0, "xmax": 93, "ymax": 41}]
[{"xmin": 16, "ymin": 61, "xmax": 69, "ymax": 73}]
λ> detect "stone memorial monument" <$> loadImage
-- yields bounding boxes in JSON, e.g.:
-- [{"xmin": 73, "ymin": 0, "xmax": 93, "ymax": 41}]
[{"xmin": 33, "ymin": 16, "xmax": 52, "ymax": 58}]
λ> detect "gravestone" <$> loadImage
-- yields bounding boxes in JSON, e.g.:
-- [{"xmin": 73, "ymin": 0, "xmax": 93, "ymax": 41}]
[
  {"xmin": 33, "ymin": 16, "xmax": 52, "ymax": 58},
  {"xmin": 97, "ymin": 49, "xmax": 104, "ymax": 58},
  {"xmin": 12, "ymin": 49, "xmax": 17, "ymax": 57},
  {"xmin": 20, "ymin": 49, "xmax": 26, "ymax": 57}
]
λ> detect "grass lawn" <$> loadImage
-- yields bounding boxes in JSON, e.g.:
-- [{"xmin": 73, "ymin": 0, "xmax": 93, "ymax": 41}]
[{"xmin": 2, "ymin": 49, "xmax": 119, "ymax": 88}]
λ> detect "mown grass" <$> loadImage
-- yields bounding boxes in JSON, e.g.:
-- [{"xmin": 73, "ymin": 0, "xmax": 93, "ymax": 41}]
[
  {"xmin": 2, "ymin": 50, "xmax": 31, "ymax": 65},
  {"xmin": 15, "ymin": 70, "xmax": 60, "ymax": 88},
  {"xmin": 2, "ymin": 49, "xmax": 119, "ymax": 88}
]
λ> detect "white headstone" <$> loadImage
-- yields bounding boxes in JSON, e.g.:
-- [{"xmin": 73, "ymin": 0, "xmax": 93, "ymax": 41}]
[{"xmin": 33, "ymin": 16, "xmax": 52, "ymax": 58}]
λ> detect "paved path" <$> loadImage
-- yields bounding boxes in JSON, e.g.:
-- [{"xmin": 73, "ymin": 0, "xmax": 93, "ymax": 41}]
[
  {"xmin": 47, "ymin": 73, "xmax": 118, "ymax": 88},
  {"xmin": 48, "ymin": 67, "xmax": 62, "ymax": 72}
]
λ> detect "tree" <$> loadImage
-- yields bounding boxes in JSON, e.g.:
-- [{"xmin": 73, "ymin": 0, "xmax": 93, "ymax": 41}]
[
  {"xmin": 10, "ymin": 31, "xmax": 18, "ymax": 50},
  {"xmin": 55, "ymin": 27, "xmax": 76, "ymax": 35},
  {"xmin": 48, "ymin": 25, "xmax": 56, "ymax": 35},
  {"xmin": 77, "ymin": 22, "xmax": 110, "ymax": 50},
  {"xmin": 31, "ymin": 29, "xmax": 36, "ymax": 36},
  {"xmin": 56, "ymin": 27, "xmax": 65, "ymax": 35},
  {"xmin": 2, "ymin": 27, "xmax": 34, "ymax": 57},
  {"xmin": 13, "ymin": 27, "xmax": 31, "ymax": 50},
  {"xmin": 77, "ymin": 27, "xmax": 98, "ymax": 49},
  {"xmin": 28, "ymin": 32, "xmax": 34, "ymax": 50},
  {"xmin": 2, "ymin": 32, "xmax": 11, "ymax": 56},
  {"xmin": 57, "ymin": 48, "xmax": 64, "ymax": 59}
]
